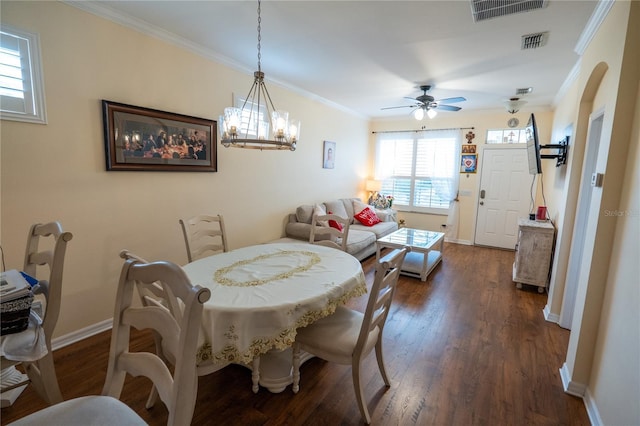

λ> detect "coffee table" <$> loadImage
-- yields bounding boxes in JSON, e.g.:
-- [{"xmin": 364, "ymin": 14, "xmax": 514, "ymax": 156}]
[{"xmin": 376, "ymin": 228, "xmax": 445, "ymax": 281}]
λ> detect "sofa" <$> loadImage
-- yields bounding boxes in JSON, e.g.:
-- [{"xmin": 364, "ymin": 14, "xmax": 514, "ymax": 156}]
[{"xmin": 284, "ymin": 198, "xmax": 398, "ymax": 261}]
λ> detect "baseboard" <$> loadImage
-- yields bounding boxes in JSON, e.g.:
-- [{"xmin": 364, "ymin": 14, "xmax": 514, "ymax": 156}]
[
  {"xmin": 559, "ymin": 362, "xmax": 587, "ymax": 397},
  {"xmin": 51, "ymin": 318, "xmax": 113, "ymax": 351},
  {"xmin": 584, "ymin": 387, "xmax": 603, "ymax": 426},
  {"xmin": 445, "ymin": 238, "xmax": 472, "ymax": 245},
  {"xmin": 543, "ymin": 303, "xmax": 560, "ymax": 323}
]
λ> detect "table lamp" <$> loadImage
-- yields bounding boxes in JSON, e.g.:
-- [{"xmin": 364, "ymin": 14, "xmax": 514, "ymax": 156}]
[{"xmin": 366, "ymin": 179, "xmax": 382, "ymax": 204}]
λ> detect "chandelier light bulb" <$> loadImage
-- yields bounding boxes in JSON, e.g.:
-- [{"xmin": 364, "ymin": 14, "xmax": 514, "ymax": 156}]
[{"xmin": 413, "ymin": 108, "xmax": 425, "ymax": 120}]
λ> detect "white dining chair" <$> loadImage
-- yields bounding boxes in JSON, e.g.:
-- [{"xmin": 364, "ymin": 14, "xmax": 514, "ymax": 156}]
[
  {"xmin": 0, "ymin": 222, "xmax": 73, "ymax": 406},
  {"xmin": 120, "ymin": 250, "xmax": 233, "ymax": 399},
  {"xmin": 292, "ymin": 247, "xmax": 409, "ymax": 424},
  {"xmin": 309, "ymin": 213, "xmax": 350, "ymax": 252},
  {"xmin": 179, "ymin": 214, "xmax": 229, "ymax": 263},
  {"xmin": 8, "ymin": 257, "xmax": 210, "ymax": 426}
]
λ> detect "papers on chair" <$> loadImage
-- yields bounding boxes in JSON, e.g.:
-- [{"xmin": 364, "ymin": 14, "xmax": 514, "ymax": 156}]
[{"xmin": 0, "ymin": 270, "xmax": 33, "ymax": 303}]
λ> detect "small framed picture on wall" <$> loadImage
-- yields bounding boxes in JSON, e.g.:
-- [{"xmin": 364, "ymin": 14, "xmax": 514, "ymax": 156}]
[
  {"xmin": 323, "ymin": 140, "xmax": 336, "ymax": 169},
  {"xmin": 460, "ymin": 154, "xmax": 477, "ymax": 173}
]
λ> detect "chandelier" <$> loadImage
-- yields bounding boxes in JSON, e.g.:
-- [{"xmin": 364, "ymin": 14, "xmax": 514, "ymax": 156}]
[
  {"xmin": 504, "ymin": 97, "xmax": 527, "ymax": 114},
  {"xmin": 219, "ymin": 0, "xmax": 300, "ymax": 151}
]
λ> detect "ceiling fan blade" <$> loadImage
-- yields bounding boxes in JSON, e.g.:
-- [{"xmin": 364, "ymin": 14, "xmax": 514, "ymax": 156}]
[
  {"xmin": 435, "ymin": 104, "xmax": 462, "ymax": 111},
  {"xmin": 403, "ymin": 96, "xmax": 419, "ymax": 101},
  {"xmin": 381, "ymin": 105, "xmax": 417, "ymax": 110},
  {"xmin": 435, "ymin": 96, "xmax": 466, "ymax": 104}
]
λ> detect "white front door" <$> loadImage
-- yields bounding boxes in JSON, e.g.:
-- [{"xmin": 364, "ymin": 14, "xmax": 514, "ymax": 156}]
[{"xmin": 475, "ymin": 147, "xmax": 533, "ymax": 249}]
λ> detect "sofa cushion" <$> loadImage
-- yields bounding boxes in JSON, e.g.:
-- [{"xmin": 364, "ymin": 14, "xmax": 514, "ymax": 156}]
[
  {"xmin": 351, "ymin": 220, "xmax": 398, "ymax": 239},
  {"xmin": 313, "ymin": 204, "xmax": 328, "ymax": 226},
  {"xmin": 344, "ymin": 230, "xmax": 376, "ymax": 257},
  {"xmin": 354, "ymin": 206, "xmax": 382, "ymax": 226},
  {"xmin": 296, "ymin": 205, "xmax": 315, "ymax": 224},
  {"xmin": 323, "ymin": 200, "xmax": 348, "ymax": 220},
  {"xmin": 342, "ymin": 198, "xmax": 358, "ymax": 223}
]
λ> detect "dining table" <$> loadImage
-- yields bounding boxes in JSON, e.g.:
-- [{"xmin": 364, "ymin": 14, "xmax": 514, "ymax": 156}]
[{"xmin": 181, "ymin": 242, "xmax": 367, "ymax": 393}]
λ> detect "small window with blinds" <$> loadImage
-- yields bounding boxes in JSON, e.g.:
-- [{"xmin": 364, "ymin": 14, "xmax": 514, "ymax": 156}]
[
  {"xmin": 0, "ymin": 26, "xmax": 47, "ymax": 124},
  {"xmin": 375, "ymin": 129, "xmax": 461, "ymax": 214}
]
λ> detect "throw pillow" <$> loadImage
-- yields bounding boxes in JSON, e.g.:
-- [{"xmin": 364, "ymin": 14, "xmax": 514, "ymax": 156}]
[
  {"xmin": 354, "ymin": 206, "xmax": 381, "ymax": 227},
  {"xmin": 313, "ymin": 204, "xmax": 328, "ymax": 227},
  {"xmin": 352, "ymin": 199, "xmax": 369, "ymax": 216},
  {"xmin": 327, "ymin": 211, "xmax": 344, "ymax": 231}
]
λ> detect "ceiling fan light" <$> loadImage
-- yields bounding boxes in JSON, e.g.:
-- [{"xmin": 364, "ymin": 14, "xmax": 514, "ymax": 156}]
[
  {"xmin": 427, "ymin": 108, "xmax": 437, "ymax": 119},
  {"xmin": 413, "ymin": 108, "xmax": 425, "ymax": 120}
]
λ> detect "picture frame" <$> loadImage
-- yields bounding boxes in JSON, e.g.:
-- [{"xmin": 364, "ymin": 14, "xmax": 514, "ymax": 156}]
[
  {"xmin": 323, "ymin": 140, "xmax": 336, "ymax": 169},
  {"xmin": 460, "ymin": 154, "xmax": 477, "ymax": 173},
  {"xmin": 102, "ymin": 100, "xmax": 217, "ymax": 172},
  {"xmin": 462, "ymin": 144, "xmax": 476, "ymax": 154}
]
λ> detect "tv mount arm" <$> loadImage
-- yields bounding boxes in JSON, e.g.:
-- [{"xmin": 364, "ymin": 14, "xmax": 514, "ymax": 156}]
[{"xmin": 540, "ymin": 136, "xmax": 569, "ymax": 167}]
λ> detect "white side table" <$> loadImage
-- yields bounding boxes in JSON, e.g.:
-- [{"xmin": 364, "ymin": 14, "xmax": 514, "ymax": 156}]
[{"xmin": 513, "ymin": 218, "xmax": 555, "ymax": 293}]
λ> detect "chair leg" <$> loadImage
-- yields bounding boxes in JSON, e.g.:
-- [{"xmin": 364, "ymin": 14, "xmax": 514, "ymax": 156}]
[
  {"xmin": 145, "ymin": 385, "xmax": 159, "ymax": 409},
  {"xmin": 24, "ymin": 353, "xmax": 63, "ymax": 405},
  {"xmin": 375, "ymin": 339, "xmax": 391, "ymax": 386},
  {"xmin": 292, "ymin": 343, "xmax": 301, "ymax": 394},
  {"xmin": 251, "ymin": 357, "xmax": 260, "ymax": 394},
  {"xmin": 352, "ymin": 361, "xmax": 371, "ymax": 425}
]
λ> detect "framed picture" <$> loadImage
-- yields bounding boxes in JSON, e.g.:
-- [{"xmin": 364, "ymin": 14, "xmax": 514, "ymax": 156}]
[
  {"xmin": 102, "ymin": 100, "xmax": 217, "ymax": 172},
  {"xmin": 461, "ymin": 154, "xmax": 477, "ymax": 173},
  {"xmin": 323, "ymin": 140, "xmax": 336, "ymax": 169},
  {"xmin": 462, "ymin": 144, "xmax": 476, "ymax": 154}
]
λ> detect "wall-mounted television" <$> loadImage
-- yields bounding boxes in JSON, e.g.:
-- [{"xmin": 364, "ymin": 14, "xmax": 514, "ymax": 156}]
[{"xmin": 526, "ymin": 113, "xmax": 542, "ymax": 175}]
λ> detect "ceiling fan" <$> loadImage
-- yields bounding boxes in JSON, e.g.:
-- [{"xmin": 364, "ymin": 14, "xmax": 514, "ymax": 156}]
[{"xmin": 381, "ymin": 85, "xmax": 466, "ymax": 120}]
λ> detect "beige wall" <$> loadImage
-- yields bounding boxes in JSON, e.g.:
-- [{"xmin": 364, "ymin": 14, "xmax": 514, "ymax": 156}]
[
  {"xmin": 369, "ymin": 110, "xmax": 553, "ymax": 244},
  {"xmin": 0, "ymin": 2, "xmax": 369, "ymax": 337},
  {"xmin": 542, "ymin": 2, "xmax": 639, "ymax": 425}
]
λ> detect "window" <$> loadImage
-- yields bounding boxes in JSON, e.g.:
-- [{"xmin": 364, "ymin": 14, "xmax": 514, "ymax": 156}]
[
  {"xmin": 375, "ymin": 129, "xmax": 461, "ymax": 214},
  {"xmin": 0, "ymin": 25, "xmax": 47, "ymax": 124},
  {"xmin": 486, "ymin": 128, "xmax": 527, "ymax": 144},
  {"xmin": 234, "ymin": 95, "xmax": 267, "ymax": 138}
]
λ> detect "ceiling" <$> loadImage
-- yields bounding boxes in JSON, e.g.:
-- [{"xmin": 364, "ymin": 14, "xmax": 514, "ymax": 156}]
[{"xmin": 69, "ymin": 1, "xmax": 600, "ymax": 119}]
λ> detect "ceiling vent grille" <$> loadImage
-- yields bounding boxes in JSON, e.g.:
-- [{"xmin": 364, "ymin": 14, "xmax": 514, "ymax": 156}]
[
  {"xmin": 516, "ymin": 87, "xmax": 533, "ymax": 95},
  {"xmin": 470, "ymin": 0, "xmax": 548, "ymax": 22},
  {"xmin": 521, "ymin": 32, "xmax": 549, "ymax": 49}
]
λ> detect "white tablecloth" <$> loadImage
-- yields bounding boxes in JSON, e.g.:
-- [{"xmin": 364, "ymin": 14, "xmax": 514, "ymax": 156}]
[{"xmin": 182, "ymin": 243, "xmax": 367, "ymax": 365}]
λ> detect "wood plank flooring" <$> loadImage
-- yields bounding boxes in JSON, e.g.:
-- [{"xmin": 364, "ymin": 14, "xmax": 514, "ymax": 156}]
[{"xmin": 1, "ymin": 243, "xmax": 590, "ymax": 425}]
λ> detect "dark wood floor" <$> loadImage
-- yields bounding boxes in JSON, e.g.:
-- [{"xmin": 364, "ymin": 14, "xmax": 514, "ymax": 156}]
[{"xmin": 1, "ymin": 243, "xmax": 590, "ymax": 425}]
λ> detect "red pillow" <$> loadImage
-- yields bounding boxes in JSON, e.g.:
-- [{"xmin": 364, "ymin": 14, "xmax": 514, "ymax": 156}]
[
  {"xmin": 354, "ymin": 206, "xmax": 381, "ymax": 227},
  {"xmin": 327, "ymin": 211, "xmax": 344, "ymax": 231}
]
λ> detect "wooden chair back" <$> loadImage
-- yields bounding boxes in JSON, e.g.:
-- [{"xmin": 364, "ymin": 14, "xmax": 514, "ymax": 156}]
[
  {"xmin": 20, "ymin": 221, "xmax": 73, "ymax": 404},
  {"xmin": 309, "ymin": 214, "xmax": 350, "ymax": 252},
  {"xmin": 102, "ymin": 258, "xmax": 210, "ymax": 426},
  {"xmin": 179, "ymin": 214, "xmax": 228, "ymax": 263}
]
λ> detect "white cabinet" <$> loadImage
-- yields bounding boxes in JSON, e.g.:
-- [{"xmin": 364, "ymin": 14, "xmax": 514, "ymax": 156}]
[{"xmin": 513, "ymin": 218, "xmax": 555, "ymax": 293}]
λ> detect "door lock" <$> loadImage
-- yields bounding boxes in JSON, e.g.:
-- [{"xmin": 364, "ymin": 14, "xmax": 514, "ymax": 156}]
[{"xmin": 480, "ymin": 189, "xmax": 486, "ymax": 199}]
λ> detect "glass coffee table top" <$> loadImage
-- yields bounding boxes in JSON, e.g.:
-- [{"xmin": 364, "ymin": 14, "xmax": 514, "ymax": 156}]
[{"xmin": 377, "ymin": 228, "xmax": 444, "ymax": 250}]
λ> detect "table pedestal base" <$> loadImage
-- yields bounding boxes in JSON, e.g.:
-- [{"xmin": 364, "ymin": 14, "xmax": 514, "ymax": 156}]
[{"xmin": 249, "ymin": 348, "xmax": 314, "ymax": 393}]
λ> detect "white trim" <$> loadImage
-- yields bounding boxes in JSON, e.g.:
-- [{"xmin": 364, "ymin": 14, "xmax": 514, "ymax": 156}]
[
  {"xmin": 584, "ymin": 387, "xmax": 603, "ymax": 426},
  {"xmin": 0, "ymin": 25, "xmax": 47, "ymax": 124},
  {"xmin": 559, "ymin": 362, "xmax": 587, "ymax": 397},
  {"xmin": 51, "ymin": 318, "xmax": 112, "ymax": 352},
  {"xmin": 63, "ymin": 1, "xmax": 366, "ymax": 120},
  {"xmin": 543, "ymin": 304, "xmax": 560, "ymax": 323},
  {"xmin": 574, "ymin": 0, "xmax": 615, "ymax": 56},
  {"xmin": 445, "ymin": 238, "xmax": 472, "ymax": 245},
  {"xmin": 554, "ymin": 59, "xmax": 581, "ymax": 108}
]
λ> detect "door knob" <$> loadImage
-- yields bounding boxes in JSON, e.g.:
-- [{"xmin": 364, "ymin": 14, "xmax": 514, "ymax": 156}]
[{"xmin": 480, "ymin": 201, "xmax": 484, "ymax": 205}]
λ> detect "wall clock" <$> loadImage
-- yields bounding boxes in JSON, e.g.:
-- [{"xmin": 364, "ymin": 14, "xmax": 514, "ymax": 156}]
[{"xmin": 508, "ymin": 117, "xmax": 520, "ymax": 128}]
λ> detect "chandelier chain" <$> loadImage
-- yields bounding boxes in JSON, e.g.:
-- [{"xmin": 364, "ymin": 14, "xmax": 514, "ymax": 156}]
[{"xmin": 257, "ymin": 0, "xmax": 262, "ymax": 72}]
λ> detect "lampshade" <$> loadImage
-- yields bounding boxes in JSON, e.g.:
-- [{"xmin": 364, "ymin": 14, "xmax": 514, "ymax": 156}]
[
  {"xmin": 413, "ymin": 108, "xmax": 425, "ymax": 120},
  {"xmin": 504, "ymin": 97, "xmax": 527, "ymax": 114},
  {"xmin": 366, "ymin": 179, "xmax": 382, "ymax": 192},
  {"xmin": 427, "ymin": 108, "xmax": 437, "ymax": 119}
]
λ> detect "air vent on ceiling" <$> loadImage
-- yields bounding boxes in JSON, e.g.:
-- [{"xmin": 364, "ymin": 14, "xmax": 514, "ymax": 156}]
[
  {"xmin": 516, "ymin": 87, "xmax": 533, "ymax": 95},
  {"xmin": 470, "ymin": 0, "xmax": 548, "ymax": 22},
  {"xmin": 521, "ymin": 32, "xmax": 549, "ymax": 49}
]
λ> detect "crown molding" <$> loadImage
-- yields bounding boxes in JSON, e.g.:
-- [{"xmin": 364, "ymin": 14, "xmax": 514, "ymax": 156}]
[{"xmin": 574, "ymin": 0, "xmax": 614, "ymax": 56}]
